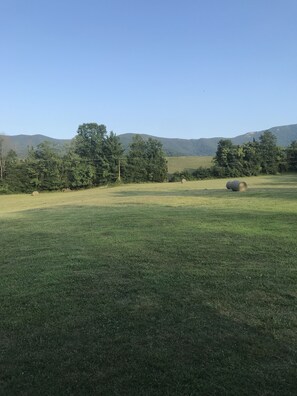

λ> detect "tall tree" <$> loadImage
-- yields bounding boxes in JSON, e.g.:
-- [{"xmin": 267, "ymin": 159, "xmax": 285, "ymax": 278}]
[
  {"xmin": 126, "ymin": 135, "xmax": 167, "ymax": 182},
  {"xmin": 0, "ymin": 137, "xmax": 6, "ymax": 181},
  {"xmin": 258, "ymin": 131, "xmax": 282, "ymax": 174},
  {"xmin": 25, "ymin": 142, "xmax": 63, "ymax": 190},
  {"xmin": 74, "ymin": 123, "xmax": 110, "ymax": 185},
  {"xmin": 213, "ymin": 139, "xmax": 240, "ymax": 176},
  {"xmin": 0, "ymin": 139, "xmax": 31, "ymax": 193},
  {"xmin": 214, "ymin": 139, "xmax": 235, "ymax": 168},
  {"xmin": 125, "ymin": 135, "xmax": 148, "ymax": 182},
  {"xmin": 286, "ymin": 140, "xmax": 297, "ymax": 171},
  {"xmin": 3, "ymin": 149, "xmax": 18, "ymax": 179},
  {"xmin": 146, "ymin": 138, "xmax": 168, "ymax": 182},
  {"xmin": 62, "ymin": 144, "xmax": 95, "ymax": 188},
  {"xmin": 3, "ymin": 151, "xmax": 31, "ymax": 193},
  {"xmin": 103, "ymin": 131, "xmax": 125, "ymax": 182},
  {"xmin": 213, "ymin": 132, "xmax": 285, "ymax": 177},
  {"xmin": 241, "ymin": 141, "xmax": 261, "ymax": 176}
]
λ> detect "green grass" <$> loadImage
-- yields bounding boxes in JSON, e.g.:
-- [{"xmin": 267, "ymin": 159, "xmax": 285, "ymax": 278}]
[
  {"xmin": 1, "ymin": 175, "xmax": 297, "ymax": 395},
  {"xmin": 166, "ymin": 156, "xmax": 213, "ymax": 173}
]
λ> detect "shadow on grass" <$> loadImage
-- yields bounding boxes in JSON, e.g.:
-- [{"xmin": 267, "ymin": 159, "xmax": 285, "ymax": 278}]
[
  {"xmin": 1, "ymin": 205, "xmax": 297, "ymax": 395},
  {"xmin": 113, "ymin": 188, "xmax": 223, "ymax": 197},
  {"xmin": 255, "ymin": 174, "xmax": 297, "ymax": 185},
  {"xmin": 112, "ymin": 187, "xmax": 297, "ymax": 201},
  {"xmin": 1, "ymin": 296, "xmax": 296, "ymax": 395}
]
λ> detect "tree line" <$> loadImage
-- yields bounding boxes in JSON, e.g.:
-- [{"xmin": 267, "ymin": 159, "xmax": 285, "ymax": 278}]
[
  {"xmin": 170, "ymin": 131, "xmax": 297, "ymax": 181},
  {"xmin": 1, "ymin": 126, "xmax": 297, "ymax": 193},
  {"xmin": 0, "ymin": 123, "xmax": 168, "ymax": 193}
]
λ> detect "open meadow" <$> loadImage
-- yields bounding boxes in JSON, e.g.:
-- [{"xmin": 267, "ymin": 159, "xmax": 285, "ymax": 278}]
[
  {"xmin": 1, "ymin": 175, "xmax": 297, "ymax": 395},
  {"xmin": 166, "ymin": 156, "xmax": 213, "ymax": 173}
]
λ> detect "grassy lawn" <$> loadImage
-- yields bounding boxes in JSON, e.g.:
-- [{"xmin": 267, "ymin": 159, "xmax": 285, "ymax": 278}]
[
  {"xmin": 166, "ymin": 156, "xmax": 213, "ymax": 173},
  {"xmin": 1, "ymin": 175, "xmax": 297, "ymax": 395}
]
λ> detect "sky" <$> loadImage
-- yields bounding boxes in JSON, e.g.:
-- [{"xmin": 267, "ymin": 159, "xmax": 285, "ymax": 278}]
[{"xmin": 1, "ymin": 0, "xmax": 297, "ymax": 140}]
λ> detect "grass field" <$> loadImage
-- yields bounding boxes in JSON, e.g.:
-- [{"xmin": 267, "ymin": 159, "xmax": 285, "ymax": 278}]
[
  {"xmin": 1, "ymin": 175, "xmax": 297, "ymax": 395},
  {"xmin": 166, "ymin": 156, "xmax": 213, "ymax": 173}
]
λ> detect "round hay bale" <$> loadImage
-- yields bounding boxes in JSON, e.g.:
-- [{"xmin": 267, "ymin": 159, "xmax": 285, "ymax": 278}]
[
  {"xmin": 229, "ymin": 180, "xmax": 247, "ymax": 192},
  {"xmin": 226, "ymin": 181, "xmax": 232, "ymax": 189},
  {"xmin": 31, "ymin": 191, "xmax": 39, "ymax": 196},
  {"xmin": 181, "ymin": 178, "xmax": 187, "ymax": 184}
]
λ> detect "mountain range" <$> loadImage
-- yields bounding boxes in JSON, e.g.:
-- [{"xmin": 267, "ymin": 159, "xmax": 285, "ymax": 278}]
[{"xmin": 1, "ymin": 123, "xmax": 297, "ymax": 157}]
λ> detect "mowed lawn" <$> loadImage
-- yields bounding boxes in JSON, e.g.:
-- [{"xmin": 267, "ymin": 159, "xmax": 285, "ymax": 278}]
[{"xmin": 0, "ymin": 175, "xmax": 297, "ymax": 395}]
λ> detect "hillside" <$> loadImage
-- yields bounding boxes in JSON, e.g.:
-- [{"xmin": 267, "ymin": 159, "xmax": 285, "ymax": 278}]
[
  {"xmin": 1, "ymin": 123, "xmax": 297, "ymax": 157},
  {"xmin": 119, "ymin": 133, "xmax": 220, "ymax": 156},
  {"xmin": 0, "ymin": 134, "xmax": 69, "ymax": 157},
  {"xmin": 120, "ymin": 124, "xmax": 297, "ymax": 155},
  {"xmin": 232, "ymin": 124, "xmax": 297, "ymax": 146}
]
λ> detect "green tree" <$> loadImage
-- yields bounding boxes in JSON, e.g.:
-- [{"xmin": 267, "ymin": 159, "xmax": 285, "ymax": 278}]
[
  {"xmin": 62, "ymin": 144, "xmax": 95, "ymax": 188},
  {"xmin": 0, "ymin": 136, "xmax": 6, "ymax": 181},
  {"xmin": 25, "ymin": 142, "xmax": 63, "ymax": 191},
  {"xmin": 0, "ymin": 141, "xmax": 32, "ymax": 193},
  {"xmin": 5, "ymin": 158, "xmax": 32, "ymax": 193},
  {"xmin": 103, "ymin": 131, "xmax": 125, "ymax": 182},
  {"xmin": 258, "ymin": 131, "xmax": 281, "ymax": 174},
  {"xmin": 241, "ymin": 141, "xmax": 261, "ymax": 176},
  {"xmin": 75, "ymin": 123, "xmax": 109, "ymax": 185},
  {"xmin": 126, "ymin": 135, "xmax": 148, "ymax": 182},
  {"xmin": 125, "ymin": 136, "xmax": 167, "ymax": 183},
  {"xmin": 24, "ymin": 147, "xmax": 41, "ymax": 190},
  {"xmin": 3, "ymin": 149, "xmax": 18, "ymax": 187},
  {"xmin": 213, "ymin": 133, "xmax": 284, "ymax": 177},
  {"xmin": 213, "ymin": 139, "xmax": 242, "ymax": 177},
  {"xmin": 286, "ymin": 140, "xmax": 297, "ymax": 171},
  {"xmin": 145, "ymin": 138, "xmax": 168, "ymax": 182}
]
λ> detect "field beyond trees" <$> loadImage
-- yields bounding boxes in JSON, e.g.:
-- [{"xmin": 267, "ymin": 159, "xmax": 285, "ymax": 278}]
[
  {"xmin": 1, "ymin": 175, "xmax": 297, "ymax": 395},
  {"xmin": 166, "ymin": 156, "xmax": 213, "ymax": 173}
]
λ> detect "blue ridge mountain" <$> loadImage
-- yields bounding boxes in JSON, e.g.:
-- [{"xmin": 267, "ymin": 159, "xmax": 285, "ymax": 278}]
[{"xmin": 1, "ymin": 123, "xmax": 297, "ymax": 157}]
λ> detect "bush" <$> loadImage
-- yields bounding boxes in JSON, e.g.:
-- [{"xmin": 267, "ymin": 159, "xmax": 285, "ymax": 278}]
[
  {"xmin": 168, "ymin": 170, "xmax": 195, "ymax": 182},
  {"xmin": 0, "ymin": 182, "xmax": 10, "ymax": 194},
  {"xmin": 192, "ymin": 167, "xmax": 213, "ymax": 180}
]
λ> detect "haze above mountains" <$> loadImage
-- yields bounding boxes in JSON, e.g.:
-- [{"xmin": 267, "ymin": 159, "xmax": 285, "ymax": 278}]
[{"xmin": 1, "ymin": 123, "xmax": 297, "ymax": 158}]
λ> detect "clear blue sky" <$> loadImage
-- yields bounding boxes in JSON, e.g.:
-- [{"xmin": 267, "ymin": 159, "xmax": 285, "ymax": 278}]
[{"xmin": 1, "ymin": 0, "xmax": 297, "ymax": 139}]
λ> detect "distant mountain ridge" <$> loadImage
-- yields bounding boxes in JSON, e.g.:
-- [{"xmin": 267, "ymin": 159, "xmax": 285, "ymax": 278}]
[
  {"xmin": 0, "ymin": 134, "xmax": 70, "ymax": 158},
  {"xmin": 120, "ymin": 124, "xmax": 297, "ymax": 156},
  {"xmin": 1, "ymin": 123, "xmax": 297, "ymax": 157},
  {"xmin": 119, "ymin": 134, "xmax": 221, "ymax": 156}
]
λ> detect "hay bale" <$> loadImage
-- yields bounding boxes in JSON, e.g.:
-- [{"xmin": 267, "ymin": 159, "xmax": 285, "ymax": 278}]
[
  {"xmin": 181, "ymin": 178, "xmax": 187, "ymax": 184},
  {"xmin": 31, "ymin": 191, "xmax": 39, "ymax": 196},
  {"xmin": 232, "ymin": 180, "xmax": 247, "ymax": 192},
  {"xmin": 227, "ymin": 180, "xmax": 247, "ymax": 192}
]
